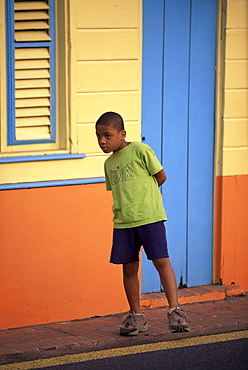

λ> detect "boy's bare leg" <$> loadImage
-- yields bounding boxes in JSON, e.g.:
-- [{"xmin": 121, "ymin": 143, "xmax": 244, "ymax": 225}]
[
  {"xmin": 152, "ymin": 257, "xmax": 178, "ymax": 308},
  {"xmin": 122, "ymin": 261, "xmax": 141, "ymax": 314}
]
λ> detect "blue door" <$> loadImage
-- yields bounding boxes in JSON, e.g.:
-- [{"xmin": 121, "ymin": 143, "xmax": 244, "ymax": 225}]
[{"xmin": 142, "ymin": 0, "xmax": 217, "ymax": 291}]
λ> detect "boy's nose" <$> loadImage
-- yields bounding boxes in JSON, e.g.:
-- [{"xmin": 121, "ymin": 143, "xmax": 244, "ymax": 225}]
[{"xmin": 99, "ymin": 137, "xmax": 106, "ymax": 145}]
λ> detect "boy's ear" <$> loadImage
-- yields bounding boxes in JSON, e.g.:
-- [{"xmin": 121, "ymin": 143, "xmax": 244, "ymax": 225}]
[{"xmin": 121, "ymin": 130, "xmax": 126, "ymax": 139}]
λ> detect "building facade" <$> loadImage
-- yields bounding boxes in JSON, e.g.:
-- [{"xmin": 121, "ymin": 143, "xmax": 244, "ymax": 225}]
[{"xmin": 0, "ymin": 0, "xmax": 247, "ymax": 330}]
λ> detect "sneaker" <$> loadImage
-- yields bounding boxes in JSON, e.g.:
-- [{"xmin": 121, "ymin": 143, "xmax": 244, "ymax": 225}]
[
  {"xmin": 167, "ymin": 308, "xmax": 191, "ymax": 333},
  {"xmin": 120, "ymin": 311, "xmax": 148, "ymax": 336}
]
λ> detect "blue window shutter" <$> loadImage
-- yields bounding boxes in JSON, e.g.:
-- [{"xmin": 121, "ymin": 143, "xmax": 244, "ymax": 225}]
[{"xmin": 6, "ymin": 0, "xmax": 56, "ymax": 145}]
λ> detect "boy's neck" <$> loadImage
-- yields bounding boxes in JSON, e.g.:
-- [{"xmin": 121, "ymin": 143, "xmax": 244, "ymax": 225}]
[
  {"xmin": 114, "ymin": 141, "xmax": 131, "ymax": 153},
  {"xmin": 122, "ymin": 141, "xmax": 131, "ymax": 148}
]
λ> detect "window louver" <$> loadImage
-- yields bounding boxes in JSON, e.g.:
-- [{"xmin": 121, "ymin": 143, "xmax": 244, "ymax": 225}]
[{"xmin": 7, "ymin": 0, "xmax": 55, "ymax": 144}]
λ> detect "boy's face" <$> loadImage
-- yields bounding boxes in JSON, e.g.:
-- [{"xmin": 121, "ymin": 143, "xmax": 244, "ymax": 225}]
[{"xmin": 96, "ymin": 125, "xmax": 127, "ymax": 153}]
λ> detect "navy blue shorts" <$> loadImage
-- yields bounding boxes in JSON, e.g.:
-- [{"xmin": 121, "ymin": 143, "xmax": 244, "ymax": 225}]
[{"xmin": 110, "ymin": 221, "xmax": 169, "ymax": 264}]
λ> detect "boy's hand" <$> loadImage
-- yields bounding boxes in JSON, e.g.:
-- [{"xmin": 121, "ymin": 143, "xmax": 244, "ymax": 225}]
[{"xmin": 154, "ymin": 169, "xmax": 166, "ymax": 187}]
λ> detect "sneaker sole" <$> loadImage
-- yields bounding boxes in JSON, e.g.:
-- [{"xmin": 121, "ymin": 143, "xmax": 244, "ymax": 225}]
[
  {"xmin": 170, "ymin": 326, "xmax": 190, "ymax": 333},
  {"xmin": 120, "ymin": 324, "xmax": 149, "ymax": 336}
]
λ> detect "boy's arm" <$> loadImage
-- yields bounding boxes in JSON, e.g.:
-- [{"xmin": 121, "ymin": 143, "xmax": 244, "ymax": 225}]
[{"xmin": 154, "ymin": 169, "xmax": 167, "ymax": 187}]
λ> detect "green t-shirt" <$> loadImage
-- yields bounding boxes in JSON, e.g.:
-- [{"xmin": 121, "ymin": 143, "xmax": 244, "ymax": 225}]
[{"xmin": 104, "ymin": 142, "xmax": 167, "ymax": 228}]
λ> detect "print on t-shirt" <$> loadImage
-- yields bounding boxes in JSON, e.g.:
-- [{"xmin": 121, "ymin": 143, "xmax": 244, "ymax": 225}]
[{"xmin": 110, "ymin": 161, "xmax": 134, "ymax": 185}]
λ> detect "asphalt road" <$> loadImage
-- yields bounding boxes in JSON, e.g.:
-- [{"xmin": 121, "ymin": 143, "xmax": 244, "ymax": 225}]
[
  {"xmin": 2, "ymin": 331, "xmax": 248, "ymax": 370},
  {"xmin": 42, "ymin": 338, "xmax": 248, "ymax": 370}
]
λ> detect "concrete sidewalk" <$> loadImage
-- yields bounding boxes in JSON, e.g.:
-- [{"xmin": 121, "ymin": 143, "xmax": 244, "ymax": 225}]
[{"xmin": 0, "ymin": 285, "xmax": 247, "ymax": 365}]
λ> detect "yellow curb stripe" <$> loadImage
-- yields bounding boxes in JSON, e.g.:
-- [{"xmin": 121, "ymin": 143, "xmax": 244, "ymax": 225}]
[{"xmin": 1, "ymin": 330, "xmax": 247, "ymax": 370}]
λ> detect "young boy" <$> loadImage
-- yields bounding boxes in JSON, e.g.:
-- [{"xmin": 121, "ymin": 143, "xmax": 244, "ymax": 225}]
[{"xmin": 96, "ymin": 111, "xmax": 190, "ymax": 336}]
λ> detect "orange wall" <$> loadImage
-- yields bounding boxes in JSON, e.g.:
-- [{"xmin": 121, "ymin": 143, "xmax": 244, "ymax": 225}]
[
  {"xmin": 0, "ymin": 183, "xmax": 129, "ymax": 330},
  {"xmin": 214, "ymin": 174, "xmax": 248, "ymax": 289},
  {"xmin": 1, "ymin": 175, "xmax": 247, "ymax": 331}
]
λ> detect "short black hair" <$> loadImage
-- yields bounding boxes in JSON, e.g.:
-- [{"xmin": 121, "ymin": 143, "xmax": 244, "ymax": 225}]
[{"xmin": 95, "ymin": 112, "xmax": 125, "ymax": 131}]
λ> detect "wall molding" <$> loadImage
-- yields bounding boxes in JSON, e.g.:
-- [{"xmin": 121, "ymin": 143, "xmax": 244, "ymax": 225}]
[
  {"xmin": 0, "ymin": 153, "xmax": 86, "ymax": 164},
  {"xmin": 0, "ymin": 177, "xmax": 105, "ymax": 191}
]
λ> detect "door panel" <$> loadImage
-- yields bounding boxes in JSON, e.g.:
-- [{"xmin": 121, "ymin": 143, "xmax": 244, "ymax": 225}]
[
  {"xmin": 141, "ymin": 0, "xmax": 164, "ymax": 292},
  {"xmin": 142, "ymin": 0, "xmax": 217, "ymax": 292},
  {"xmin": 187, "ymin": 0, "xmax": 217, "ymax": 286},
  {"xmin": 161, "ymin": 0, "xmax": 191, "ymax": 288}
]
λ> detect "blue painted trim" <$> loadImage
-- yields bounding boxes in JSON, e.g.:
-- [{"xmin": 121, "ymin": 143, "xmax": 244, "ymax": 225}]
[
  {"xmin": 0, "ymin": 178, "xmax": 106, "ymax": 191},
  {"xmin": 15, "ymin": 42, "xmax": 53, "ymax": 48},
  {"xmin": 5, "ymin": 0, "xmax": 56, "ymax": 146},
  {"xmin": 5, "ymin": 0, "xmax": 16, "ymax": 144},
  {"xmin": 50, "ymin": 1, "xmax": 56, "ymax": 142},
  {"xmin": 0, "ymin": 153, "xmax": 86, "ymax": 164},
  {"xmin": 7, "ymin": 138, "xmax": 56, "ymax": 145}
]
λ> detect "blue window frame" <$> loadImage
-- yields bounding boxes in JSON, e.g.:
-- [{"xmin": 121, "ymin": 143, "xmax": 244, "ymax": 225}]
[{"xmin": 5, "ymin": 0, "xmax": 56, "ymax": 145}]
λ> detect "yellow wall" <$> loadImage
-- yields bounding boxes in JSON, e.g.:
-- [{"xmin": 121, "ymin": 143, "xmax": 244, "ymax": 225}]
[
  {"xmin": 0, "ymin": 0, "xmax": 142, "ymax": 185},
  {"xmin": 214, "ymin": 0, "xmax": 248, "ymax": 289},
  {"xmin": 70, "ymin": 0, "xmax": 142, "ymax": 153},
  {"xmin": 222, "ymin": 0, "xmax": 248, "ymax": 176}
]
